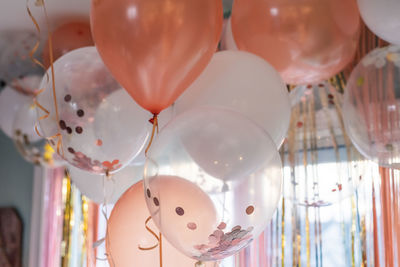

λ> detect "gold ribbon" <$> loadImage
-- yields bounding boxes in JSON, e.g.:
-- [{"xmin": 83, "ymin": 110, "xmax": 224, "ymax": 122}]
[{"xmin": 138, "ymin": 216, "xmax": 163, "ymax": 267}]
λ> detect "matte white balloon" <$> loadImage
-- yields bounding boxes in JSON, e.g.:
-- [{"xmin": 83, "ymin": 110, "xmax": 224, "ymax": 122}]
[
  {"xmin": 357, "ymin": 0, "xmax": 400, "ymax": 45},
  {"xmin": 68, "ymin": 163, "xmax": 143, "ymax": 204},
  {"xmin": 175, "ymin": 51, "xmax": 290, "ymax": 147}
]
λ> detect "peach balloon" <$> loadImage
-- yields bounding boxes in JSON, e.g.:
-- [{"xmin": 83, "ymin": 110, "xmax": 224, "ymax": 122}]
[
  {"xmin": 90, "ymin": 0, "xmax": 223, "ymax": 114},
  {"xmin": 231, "ymin": 0, "xmax": 360, "ymax": 85},
  {"xmin": 144, "ymin": 175, "xmax": 219, "ymax": 259},
  {"xmin": 42, "ymin": 22, "xmax": 93, "ymax": 69},
  {"xmin": 106, "ymin": 181, "xmax": 217, "ymax": 267}
]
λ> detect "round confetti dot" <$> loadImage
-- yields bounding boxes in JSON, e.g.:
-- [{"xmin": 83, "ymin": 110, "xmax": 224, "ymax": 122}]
[
  {"xmin": 232, "ymin": 225, "xmax": 241, "ymax": 232},
  {"xmin": 96, "ymin": 139, "xmax": 103, "ymax": 146},
  {"xmin": 64, "ymin": 94, "xmax": 72, "ymax": 102},
  {"xmin": 328, "ymin": 94, "xmax": 334, "ymax": 99},
  {"xmin": 153, "ymin": 197, "xmax": 159, "ymax": 206},
  {"xmin": 306, "ymin": 85, "xmax": 312, "ymax": 89},
  {"xmin": 175, "ymin": 207, "xmax": 184, "ymax": 216},
  {"xmin": 146, "ymin": 189, "xmax": 151, "ymax": 198},
  {"xmin": 75, "ymin": 126, "xmax": 83, "ymax": 134},
  {"xmin": 187, "ymin": 222, "xmax": 197, "ymax": 230},
  {"xmin": 68, "ymin": 147, "xmax": 75, "ymax": 154},
  {"xmin": 217, "ymin": 222, "xmax": 227, "ymax": 230},
  {"xmin": 66, "ymin": 127, "xmax": 72, "ymax": 134},
  {"xmin": 297, "ymin": 121, "xmax": 303, "ymax": 128},
  {"xmin": 318, "ymin": 83, "xmax": 324, "ymax": 88},
  {"xmin": 246, "ymin": 205, "xmax": 255, "ymax": 215},
  {"xmin": 77, "ymin": 109, "xmax": 84, "ymax": 117},
  {"xmin": 59, "ymin": 120, "xmax": 66, "ymax": 130}
]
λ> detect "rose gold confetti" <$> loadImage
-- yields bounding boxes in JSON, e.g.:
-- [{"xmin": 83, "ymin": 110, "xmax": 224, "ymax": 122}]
[
  {"xmin": 96, "ymin": 139, "xmax": 103, "ymax": 146},
  {"xmin": 153, "ymin": 197, "xmax": 159, "ymax": 206},
  {"xmin": 232, "ymin": 225, "xmax": 241, "ymax": 232},
  {"xmin": 67, "ymin": 147, "xmax": 75, "ymax": 154},
  {"xmin": 208, "ymin": 235, "xmax": 218, "ymax": 244},
  {"xmin": 328, "ymin": 94, "xmax": 334, "ymax": 99},
  {"xmin": 175, "ymin": 207, "xmax": 184, "ymax": 216},
  {"xmin": 318, "ymin": 83, "xmax": 324, "ymax": 87},
  {"xmin": 213, "ymin": 230, "xmax": 223, "ymax": 238},
  {"xmin": 217, "ymin": 222, "xmax": 226, "ymax": 230},
  {"xmin": 64, "ymin": 94, "xmax": 71, "ymax": 102},
  {"xmin": 187, "ymin": 222, "xmax": 197, "ymax": 230},
  {"xmin": 146, "ymin": 189, "xmax": 151, "ymax": 198},
  {"xmin": 297, "ymin": 121, "xmax": 303, "ymax": 128},
  {"xmin": 338, "ymin": 184, "xmax": 342, "ymax": 191},
  {"xmin": 66, "ymin": 127, "xmax": 72, "ymax": 134},
  {"xmin": 75, "ymin": 126, "xmax": 83, "ymax": 134},
  {"xmin": 306, "ymin": 85, "xmax": 312, "ymax": 89},
  {"xmin": 246, "ymin": 205, "xmax": 254, "ymax": 215},
  {"xmin": 77, "ymin": 109, "xmax": 84, "ymax": 117}
]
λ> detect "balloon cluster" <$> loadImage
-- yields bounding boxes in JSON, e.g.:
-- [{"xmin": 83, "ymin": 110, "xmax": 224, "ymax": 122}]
[{"xmin": 4, "ymin": 0, "xmax": 400, "ymax": 265}]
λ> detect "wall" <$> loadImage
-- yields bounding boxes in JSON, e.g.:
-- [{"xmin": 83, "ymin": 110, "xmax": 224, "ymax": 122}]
[{"xmin": 0, "ymin": 130, "xmax": 34, "ymax": 267}]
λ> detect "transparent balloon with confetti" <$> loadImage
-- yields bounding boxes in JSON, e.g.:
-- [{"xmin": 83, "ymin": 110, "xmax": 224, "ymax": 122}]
[{"xmin": 144, "ymin": 107, "xmax": 283, "ymax": 262}]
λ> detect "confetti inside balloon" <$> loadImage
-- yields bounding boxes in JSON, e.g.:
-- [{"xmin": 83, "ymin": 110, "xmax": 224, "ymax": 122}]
[
  {"xmin": 144, "ymin": 107, "xmax": 282, "ymax": 261},
  {"xmin": 36, "ymin": 47, "xmax": 150, "ymax": 174}
]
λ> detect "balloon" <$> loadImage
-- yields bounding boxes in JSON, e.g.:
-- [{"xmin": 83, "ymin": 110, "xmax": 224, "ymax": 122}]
[
  {"xmin": 42, "ymin": 22, "xmax": 94, "ymax": 69},
  {"xmin": 0, "ymin": 31, "xmax": 43, "ymax": 84},
  {"xmin": 90, "ymin": 0, "xmax": 223, "ymax": 114},
  {"xmin": 0, "ymin": 86, "xmax": 30, "ymax": 138},
  {"xmin": 36, "ymin": 47, "xmax": 150, "ymax": 174},
  {"xmin": 285, "ymin": 83, "xmax": 364, "ymax": 206},
  {"xmin": 357, "ymin": 0, "xmax": 400, "ymax": 46},
  {"xmin": 144, "ymin": 107, "xmax": 282, "ymax": 261},
  {"xmin": 67, "ymin": 164, "xmax": 142, "ymax": 204},
  {"xmin": 106, "ymin": 180, "xmax": 220, "ymax": 267},
  {"xmin": 220, "ymin": 19, "xmax": 238, "ymax": 51},
  {"xmin": 12, "ymin": 101, "xmax": 64, "ymax": 167},
  {"xmin": 175, "ymin": 51, "xmax": 290, "ymax": 148},
  {"xmin": 343, "ymin": 45, "xmax": 400, "ymax": 169},
  {"xmin": 11, "ymin": 74, "xmax": 42, "ymax": 95},
  {"xmin": 231, "ymin": 0, "xmax": 360, "ymax": 85}
]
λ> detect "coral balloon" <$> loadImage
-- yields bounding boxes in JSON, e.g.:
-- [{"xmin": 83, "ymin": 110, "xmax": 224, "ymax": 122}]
[
  {"xmin": 357, "ymin": 0, "xmax": 400, "ymax": 46},
  {"xmin": 175, "ymin": 51, "xmax": 290, "ymax": 147},
  {"xmin": 231, "ymin": 0, "xmax": 360, "ymax": 85},
  {"xmin": 106, "ymin": 180, "xmax": 218, "ymax": 267},
  {"xmin": 344, "ymin": 45, "xmax": 400, "ymax": 169},
  {"xmin": 36, "ymin": 47, "xmax": 149, "ymax": 174},
  {"xmin": 90, "ymin": 0, "xmax": 223, "ymax": 114},
  {"xmin": 42, "ymin": 22, "xmax": 93, "ymax": 69},
  {"xmin": 68, "ymin": 164, "xmax": 143, "ymax": 204},
  {"xmin": 144, "ymin": 107, "xmax": 282, "ymax": 261}
]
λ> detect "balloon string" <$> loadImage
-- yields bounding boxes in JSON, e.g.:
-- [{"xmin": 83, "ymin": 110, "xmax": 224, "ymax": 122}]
[
  {"xmin": 26, "ymin": 0, "xmax": 64, "ymax": 157},
  {"xmin": 145, "ymin": 114, "xmax": 159, "ymax": 156},
  {"xmin": 138, "ymin": 216, "xmax": 160, "ymax": 250}
]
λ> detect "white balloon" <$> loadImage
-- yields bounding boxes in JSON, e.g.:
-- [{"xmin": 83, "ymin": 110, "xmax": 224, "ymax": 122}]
[
  {"xmin": 175, "ymin": 51, "xmax": 290, "ymax": 147},
  {"xmin": 68, "ymin": 163, "xmax": 143, "ymax": 204},
  {"xmin": 221, "ymin": 18, "xmax": 238, "ymax": 51},
  {"xmin": 11, "ymin": 74, "xmax": 42, "ymax": 95},
  {"xmin": 357, "ymin": 0, "xmax": 400, "ymax": 45},
  {"xmin": 0, "ymin": 86, "xmax": 30, "ymax": 138}
]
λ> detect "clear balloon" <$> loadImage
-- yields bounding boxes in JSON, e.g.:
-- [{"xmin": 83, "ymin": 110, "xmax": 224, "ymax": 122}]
[
  {"xmin": 36, "ymin": 47, "xmax": 150, "ymax": 174},
  {"xmin": 144, "ymin": 107, "xmax": 282, "ymax": 261},
  {"xmin": 106, "ymin": 180, "xmax": 220, "ymax": 267},
  {"xmin": 285, "ymin": 83, "xmax": 364, "ymax": 206},
  {"xmin": 175, "ymin": 51, "xmax": 290, "ymax": 148},
  {"xmin": 13, "ymin": 101, "xmax": 64, "ymax": 167},
  {"xmin": 0, "ymin": 31, "xmax": 43, "ymax": 84},
  {"xmin": 231, "ymin": 0, "xmax": 360, "ymax": 85},
  {"xmin": 0, "ymin": 86, "xmax": 30, "ymax": 138},
  {"xmin": 67, "ymin": 164, "xmax": 143, "ymax": 204},
  {"xmin": 11, "ymin": 75, "xmax": 42, "ymax": 95},
  {"xmin": 343, "ymin": 45, "xmax": 400, "ymax": 169},
  {"xmin": 42, "ymin": 22, "xmax": 94, "ymax": 69},
  {"xmin": 357, "ymin": 0, "xmax": 400, "ymax": 46},
  {"xmin": 90, "ymin": 0, "xmax": 223, "ymax": 114}
]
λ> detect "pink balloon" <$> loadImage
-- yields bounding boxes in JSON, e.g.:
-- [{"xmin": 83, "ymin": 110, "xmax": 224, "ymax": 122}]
[{"xmin": 106, "ymin": 181, "xmax": 216, "ymax": 267}]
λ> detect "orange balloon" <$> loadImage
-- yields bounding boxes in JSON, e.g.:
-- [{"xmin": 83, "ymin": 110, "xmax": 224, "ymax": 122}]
[
  {"xmin": 42, "ymin": 22, "xmax": 94, "ymax": 69},
  {"xmin": 231, "ymin": 0, "xmax": 360, "ymax": 85},
  {"xmin": 106, "ymin": 181, "xmax": 216, "ymax": 267},
  {"xmin": 90, "ymin": 0, "xmax": 223, "ymax": 114}
]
